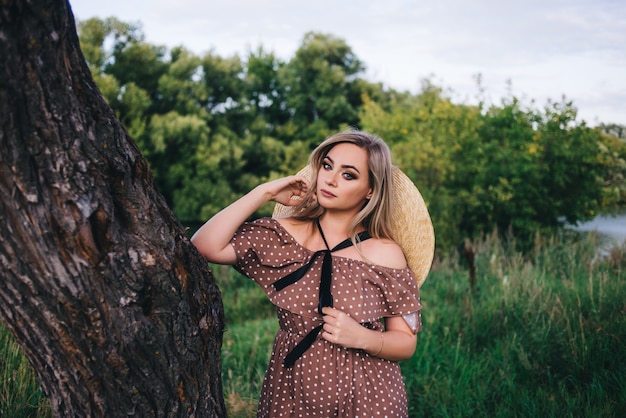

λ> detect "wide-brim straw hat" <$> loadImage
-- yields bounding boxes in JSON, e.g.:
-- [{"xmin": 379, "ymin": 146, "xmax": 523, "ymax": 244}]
[{"xmin": 272, "ymin": 165, "xmax": 435, "ymax": 288}]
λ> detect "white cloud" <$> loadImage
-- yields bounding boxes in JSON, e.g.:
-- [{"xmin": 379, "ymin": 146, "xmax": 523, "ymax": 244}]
[{"xmin": 70, "ymin": 0, "xmax": 626, "ymax": 125}]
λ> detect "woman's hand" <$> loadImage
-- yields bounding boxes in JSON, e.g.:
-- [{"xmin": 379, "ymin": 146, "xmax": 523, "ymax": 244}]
[
  {"xmin": 262, "ymin": 175, "xmax": 309, "ymax": 207},
  {"xmin": 321, "ymin": 307, "xmax": 417, "ymax": 360},
  {"xmin": 191, "ymin": 174, "xmax": 308, "ymax": 265},
  {"xmin": 320, "ymin": 307, "xmax": 369, "ymax": 350}
]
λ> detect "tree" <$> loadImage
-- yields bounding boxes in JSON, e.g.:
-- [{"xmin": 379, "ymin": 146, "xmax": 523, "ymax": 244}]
[
  {"xmin": 450, "ymin": 98, "xmax": 606, "ymax": 246},
  {"xmin": 280, "ymin": 32, "xmax": 366, "ymax": 144},
  {"xmin": 0, "ymin": 1, "xmax": 225, "ymax": 416},
  {"xmin": 597, "ymin": 129, "xmax": 626, "ymax": 209},
  {"xmin": 361, "ymin": 81, "xmax": 614, "ymax": 252},
  {"xmin": 244, "ymin": 47, "xmax": 289, "ymax": 125},
  {"xmin": 360, "ymin": 82, "xmax": 482, "ymax": 251}
]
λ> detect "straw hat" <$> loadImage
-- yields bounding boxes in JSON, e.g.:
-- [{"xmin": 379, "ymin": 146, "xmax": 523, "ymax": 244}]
[{"xmin": 272, "ymin": 165, "xmax": 435, "ymax": 288}]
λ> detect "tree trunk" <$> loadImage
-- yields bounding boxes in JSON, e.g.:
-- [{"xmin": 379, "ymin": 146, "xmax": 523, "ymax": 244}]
[{"xmin": 0, "ymin": 0, "xmax": 225, "ymax": 416}]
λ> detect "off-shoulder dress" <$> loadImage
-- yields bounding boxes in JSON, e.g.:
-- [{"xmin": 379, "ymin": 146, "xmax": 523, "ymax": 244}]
[{"xmin": 231, "ymin": 217, "xmax": 422, "ymax": 417}]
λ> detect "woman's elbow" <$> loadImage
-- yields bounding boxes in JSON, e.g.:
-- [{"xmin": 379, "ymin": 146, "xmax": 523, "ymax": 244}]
[
  {"xmin": 399, "ymin": 334, "xmax": 417, "ymax": 360},
  {"xmin": 191, "ymin": 238, "xmax": 236, "ymax": 265}
]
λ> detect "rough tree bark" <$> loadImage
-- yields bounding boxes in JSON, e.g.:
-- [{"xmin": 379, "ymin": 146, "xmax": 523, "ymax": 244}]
[{"xmin": 0, "ymin": 0, "xmax": 225, "ymax": 416}]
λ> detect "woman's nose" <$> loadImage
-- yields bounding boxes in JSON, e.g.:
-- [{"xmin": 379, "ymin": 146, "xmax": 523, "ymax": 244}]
[{"xmin": 325, "ymin": 172, "xmax": 338, "ymax": 186}]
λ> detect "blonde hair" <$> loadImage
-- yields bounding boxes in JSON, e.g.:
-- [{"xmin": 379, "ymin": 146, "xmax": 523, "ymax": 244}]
[{"xmin": 293, "ymin": 130, "xmax": 395, "ymax": 243}]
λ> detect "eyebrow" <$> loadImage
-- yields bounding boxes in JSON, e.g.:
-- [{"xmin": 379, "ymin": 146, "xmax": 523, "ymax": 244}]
[{"xmin": 324, "ymin": 155, "xmax": 361, "ymax": 174}]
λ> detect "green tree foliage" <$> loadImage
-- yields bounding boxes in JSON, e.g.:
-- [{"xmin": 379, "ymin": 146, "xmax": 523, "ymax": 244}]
[
  {"xmin": 456, "ymin": 98, "xmax": 606, "ymax": 244},
  {"xmin": 361, "ymin": 81, "xmax": 492, "ymax": 249},
  {"xmin": 244, "ymin": 47, "xmax": 291, "ymax": 135},
  {"xmin": 362, "ymin": 86, "xmax": 623, "ymax": 250},
  {"xmin": 156, "ymin": 47, "xmax": 207, "ymax": 117},
  {"xmin": 279, "ymin": 32, "xmax": 367, "ymax": 145},
  {"xmin": 597, "ymin": 130, "xmax": 626, "ymax": 209},
  {"xmin": 77, "ymin": 17, "xmax": 626, "ymax": 251}
]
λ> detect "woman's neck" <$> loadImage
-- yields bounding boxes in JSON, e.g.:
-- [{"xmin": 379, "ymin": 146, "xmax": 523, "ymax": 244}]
[{"xmin": 317, "ymin": 213, "xmax": 357, "ymax": 246}]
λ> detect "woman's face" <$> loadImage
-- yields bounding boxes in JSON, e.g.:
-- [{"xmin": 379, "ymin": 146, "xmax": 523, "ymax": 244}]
[{"xmin": 316, "ymin": 143, "xmax": 373, "ymax": 213}]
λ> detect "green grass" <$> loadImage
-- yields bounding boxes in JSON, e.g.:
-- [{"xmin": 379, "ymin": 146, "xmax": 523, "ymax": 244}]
[
  {"xmin": 0, "ymin": 326, "xmax": 51, "ymax": 417},
  {"xmin": 2, "ymin": 231, "xmax": 625, "ymax": 417},
  {"xmin": 403, "ymin": 231, "xmax": 626, "ymax": 418}
]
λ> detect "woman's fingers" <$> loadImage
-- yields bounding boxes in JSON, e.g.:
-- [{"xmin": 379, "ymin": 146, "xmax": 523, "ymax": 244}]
[
  {"xmin": 270, "ymin": 175, "xmax": 309, "ymax": 205},
  {"xmin": 321, "ymin": 307, "xmax": 363, "ymax": 348}
]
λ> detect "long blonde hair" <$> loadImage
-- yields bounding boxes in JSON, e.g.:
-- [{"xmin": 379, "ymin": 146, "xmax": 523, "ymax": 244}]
[{"xmin": 293, "ymin": 130, "xmax": 396, "ymax": 243}]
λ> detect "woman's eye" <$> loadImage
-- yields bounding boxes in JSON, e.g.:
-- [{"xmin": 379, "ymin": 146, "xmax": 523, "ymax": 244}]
[
  {"xmin": 322, "ymin": 162, "xmax": 332, "ymax": 170},
  {"xmin": 343, "ymin": 172, "xmax": 356, "ymax": 180}
]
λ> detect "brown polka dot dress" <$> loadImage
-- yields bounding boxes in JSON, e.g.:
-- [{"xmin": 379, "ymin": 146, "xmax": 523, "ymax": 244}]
[{"xmin": 231, "ymin": 218, "xmax": 422, "ymax": 417}]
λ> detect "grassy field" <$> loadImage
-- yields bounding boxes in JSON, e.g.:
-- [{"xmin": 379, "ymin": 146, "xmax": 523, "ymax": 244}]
[
  {"xmin": 2, "ymin": 231, "xmax": 625, "ymax": 417},
  {"xmin": 0, "ymin": 327, "xmax": 51, "ymax": 417}
]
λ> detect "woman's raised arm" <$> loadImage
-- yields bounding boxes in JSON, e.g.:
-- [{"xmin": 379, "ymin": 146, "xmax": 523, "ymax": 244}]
[{"xmin": 190, "ymin": 176, "xmax": 309, "ymax": 265}]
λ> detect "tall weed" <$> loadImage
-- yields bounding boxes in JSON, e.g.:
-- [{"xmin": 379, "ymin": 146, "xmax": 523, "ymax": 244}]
[
  {"xmin": 405, "ymin": 231, "xmax": 626, "ymax": 417},
  {"xmin": 0, "ymin": 326, "xmax": 51, "ymax": 417}
]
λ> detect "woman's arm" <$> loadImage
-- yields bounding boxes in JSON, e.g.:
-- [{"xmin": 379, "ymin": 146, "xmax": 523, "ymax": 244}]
[
  {"xmin": 321, "ymin": 308, "xmax": 417, "ymax": 361},
  {"xmin": 369, "ymin": 316, "xmax": 417, "ymax": 360},
  {"xmin": 190, "ymin": 175, "xmax": 309, "ymax": 265}
]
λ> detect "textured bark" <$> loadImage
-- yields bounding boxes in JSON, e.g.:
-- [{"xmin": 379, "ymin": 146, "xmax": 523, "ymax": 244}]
[{"xmin": 0, "ymin": 0, "xmax": 225, "ymax": 416}]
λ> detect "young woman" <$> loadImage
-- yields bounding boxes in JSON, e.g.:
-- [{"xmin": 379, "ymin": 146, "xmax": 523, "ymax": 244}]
[{"xmin": 192, "ymin": 130, "xmax": 433, "ymax": 417}]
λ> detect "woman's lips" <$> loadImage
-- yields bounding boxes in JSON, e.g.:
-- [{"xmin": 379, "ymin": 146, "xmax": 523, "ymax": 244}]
[{"xmin": 319, "ymin": 189, "xmax": 336, "ymax": 198}]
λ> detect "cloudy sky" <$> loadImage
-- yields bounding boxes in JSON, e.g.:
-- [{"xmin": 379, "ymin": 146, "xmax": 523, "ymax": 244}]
[{"xmin": 69, "ymin": 0, "xmax": 626, "ymax": 126}]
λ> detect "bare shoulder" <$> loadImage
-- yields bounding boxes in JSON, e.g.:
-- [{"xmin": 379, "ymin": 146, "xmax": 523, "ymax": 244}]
[
  {"xmin": 276, "ymin": 217, "xmax": 307, "ymax": 233},
  {"xmin": 361, "ymin": 237, "xmax": 408, "ymax": 269},
  {"xmin": 275, "ymin": 217, "xmax": 313, "ymax": 243}
]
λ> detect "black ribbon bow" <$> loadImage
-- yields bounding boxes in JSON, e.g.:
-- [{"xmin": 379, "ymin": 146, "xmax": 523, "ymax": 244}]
[{"xmin": 273, "ymin": 220, "xmax": 371, "ymax": 367}]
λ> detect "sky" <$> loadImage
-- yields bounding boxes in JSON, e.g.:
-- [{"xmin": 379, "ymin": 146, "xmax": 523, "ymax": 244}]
[{"xmin": 69, "ymin": 0, "xmax": 626, "ymax": 126}]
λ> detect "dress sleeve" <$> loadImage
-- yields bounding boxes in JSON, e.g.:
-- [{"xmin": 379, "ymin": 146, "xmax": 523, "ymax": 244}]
[
  {"xmin": 381, "ymin": 270, "xmax": 422, "ymax": 334},
  {"xmin": 388, "ymin": 268, "xmax": 422, "ymax": 334},
  {"xmin": 370, "ymin": 265, "xmax": 422, "ymax": 334},
  {"xmin": 231, "ymin": 219, "xmax": 297, "ymax": 279},
  {"xmin": 340, "ymin": 262, "xmax": 423, "ymax": 334},
  {"xmin": 230, "ymin": 218, "xmax": 311, "ymax": 288}
]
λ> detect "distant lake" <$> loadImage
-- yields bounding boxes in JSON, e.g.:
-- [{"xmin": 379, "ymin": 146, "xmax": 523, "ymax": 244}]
[{"xmin": 570, "ymin": 213, "xmax": 626, "ymax": 246}]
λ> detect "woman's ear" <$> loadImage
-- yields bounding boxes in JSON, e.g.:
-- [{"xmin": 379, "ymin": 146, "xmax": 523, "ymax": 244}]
[{"xmin": 366, "ymin": 189, "xmax": 373, "ymax": 200}]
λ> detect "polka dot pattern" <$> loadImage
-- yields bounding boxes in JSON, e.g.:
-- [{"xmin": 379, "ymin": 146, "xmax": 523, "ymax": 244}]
[{"xmin": 231, "ymin": 218, "xmax": 422, "ymax": 417}]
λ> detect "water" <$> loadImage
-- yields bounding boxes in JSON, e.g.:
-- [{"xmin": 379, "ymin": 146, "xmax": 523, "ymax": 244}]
[{"xmin": 570, "ymin": 213, "xmax": 626, "ymax": 246}]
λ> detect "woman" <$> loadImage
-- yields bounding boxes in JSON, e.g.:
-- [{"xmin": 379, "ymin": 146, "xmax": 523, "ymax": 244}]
[{"xmin": 192, "ymin": 130, "xmax": 433, "ymax": 417}]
